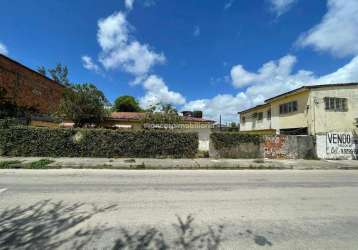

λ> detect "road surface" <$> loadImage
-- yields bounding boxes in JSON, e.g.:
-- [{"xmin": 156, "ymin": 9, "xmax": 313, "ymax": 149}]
[{"xmin": 1, "ymin": 169, "xmax": 358, "ymax": 249}]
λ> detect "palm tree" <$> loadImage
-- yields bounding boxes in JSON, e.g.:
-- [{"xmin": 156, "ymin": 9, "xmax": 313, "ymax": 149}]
[{"xmin": 160, "ymin": 103, "xmax": 178, "ymax": 115}]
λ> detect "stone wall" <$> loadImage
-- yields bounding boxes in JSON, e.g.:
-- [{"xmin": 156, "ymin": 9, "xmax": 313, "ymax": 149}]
[{"xmin": 0, "ymin": 55, "xmax": 65, "ymax": 114}]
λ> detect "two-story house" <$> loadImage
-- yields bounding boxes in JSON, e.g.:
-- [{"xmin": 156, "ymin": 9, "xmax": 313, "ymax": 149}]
[{"xmin": 239, "ymin": 83, "xmax": 358, "ymax": 135}]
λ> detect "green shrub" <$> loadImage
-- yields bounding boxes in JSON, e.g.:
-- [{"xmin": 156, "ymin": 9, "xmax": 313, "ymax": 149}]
[
  {"xmin": 26, "ymin": 159, "xmax": 55, "ymax": 169},
  {"xmin": 0, "ymin": 160, "xmax": 22, "ymax": 169},
  {"xmin": 0, "ymin": 127, "xmax": 198, "ymax": 158}
]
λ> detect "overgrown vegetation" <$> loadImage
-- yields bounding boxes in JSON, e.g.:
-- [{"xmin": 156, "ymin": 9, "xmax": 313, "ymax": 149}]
[
  {"xmin": 113, "ymin": 95, "xmax": 142, "ymax": 112},
  {"xmin": 0, "ymin": 127, "xmax": 198, "ymax": 158},
  {"xmin": 26, "ymin": 159, "xmax": 55, "ymax": 169},
  {"xmin": 56, "ymin": 84, "xmax": 109, "ymax": 127},
  {"xmin": 0, "ymin": 160, "xmax": 22, "ymax": 169}
]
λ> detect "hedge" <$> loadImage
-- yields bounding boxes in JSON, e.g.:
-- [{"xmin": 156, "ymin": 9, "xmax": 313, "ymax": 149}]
[{"xmin": 0, "ymin": 127, "xmax": 198, "ymax": 158}]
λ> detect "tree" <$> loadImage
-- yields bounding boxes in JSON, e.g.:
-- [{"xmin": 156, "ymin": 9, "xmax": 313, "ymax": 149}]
[
  {"xmin": 113, "ymin": 96, "xmax": 142, "ymax": 112},
  {"xmin": 37, "ymin": 66, "xmax": 47, "ymax": 76},
  {"xmin": 48, "ymin": 64, "xmax": 70, "ymax": 86},
  {"xmin": 57, "ymin": 84, "xmax": 108, "ymax": 127},
  {"xmin": 160, "ymin": 103, "xmax": 178, "ymax": 115},
  {"xmin": 37, "ymin": 64, "xmax": 70, "ymax": 86}
]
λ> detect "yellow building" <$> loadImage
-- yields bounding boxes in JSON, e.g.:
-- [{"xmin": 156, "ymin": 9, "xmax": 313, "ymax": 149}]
[{"xmin": 239, "ymin": 83, "xmax": 358, "ymax": 135}]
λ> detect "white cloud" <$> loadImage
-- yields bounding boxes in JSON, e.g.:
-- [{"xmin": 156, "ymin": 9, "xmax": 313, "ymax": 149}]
[
  {"xmin": 193, "ymin": 26, "xmax": 200, "ymax": 37},
  {"xmin": 268, "ymin": 0, "xmax": 297, "ymax": 16},
  {"xmin": 81, "ymin": 55, "xmax": 101, "ymax": 73},
  {"xmin": 185, "ymin": 54, "xmax": 358, "ymax": 122},
  {"xmin": 97, "ymin": 11, "xmax": 165, "ymax": 78},
  {"xmin": 0, "ymin": 42, "xmax": 8, "ymax": 55},
  {"xmin": 125, "ymin": 0, "xmax": 135, "ymax": 10},
  {"xmin": 139, "ymin": 75, "xmax": 186, "ymax": 108},
  {"xmin": 224, "ymin": 0, "xmax": 235, "ymax": 10},
  {"xmin": 297, "ymin": 0, "xmax": 358, "ymax": 57}
]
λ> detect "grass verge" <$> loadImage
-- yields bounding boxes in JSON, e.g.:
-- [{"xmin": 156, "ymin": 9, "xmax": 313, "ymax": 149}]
[
  {"xmin": 25, "ymin": 159, "xmax": 57, "ymax": 169},
  {"xmin": 0, "ymin": 160, "xmax": 22, "ymax": 169}
]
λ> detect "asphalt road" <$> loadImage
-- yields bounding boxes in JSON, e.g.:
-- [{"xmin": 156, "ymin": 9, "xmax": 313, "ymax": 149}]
[{"xmin": 1, "ymin": 169, "xmax": 358, "ymax": 249}]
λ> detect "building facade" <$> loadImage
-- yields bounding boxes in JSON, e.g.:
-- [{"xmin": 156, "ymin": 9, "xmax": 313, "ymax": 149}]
[
  {"xmin": 0, "ymin": 54, "xmax": 65, "ymax": 114},
  {"xmin": 239, "ymin": 83, "xmax": 358, "ymax": 135}
]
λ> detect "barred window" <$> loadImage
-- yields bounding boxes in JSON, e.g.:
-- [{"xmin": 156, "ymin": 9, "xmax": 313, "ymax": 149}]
[
  {"xmin": 279, "ymin": 101, "xmax": 298, "ymax": 114},
  {"xmin": 324, "ymin": 97, "xmax": 348, "ymax": 112}
]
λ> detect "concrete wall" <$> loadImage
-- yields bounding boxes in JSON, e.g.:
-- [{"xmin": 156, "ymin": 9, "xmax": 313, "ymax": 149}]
[
  {"xmin": 210, "ymin": 135, "xmax": 315, "ymax": 159},
  {"xmin": 240, "ymin": 105, "xmax": 272, "ymax": 132},
  {"xmin": 0, "ymin": 55, "xmax": 65, "ymax": 114},
  {"xmin": 308, "ymin": 86, "xmax": 358, "ymax": 134},
  {"xmin": 263, "ymin": 135, "xmax": 316, "ymax": 159},
  {"xmin": 316, "ymin": 132, "xmax": 358, "ymax": 160},
  {"xmin": 270, "ymin": 91, "xmax": 310, "ymax": 131}
]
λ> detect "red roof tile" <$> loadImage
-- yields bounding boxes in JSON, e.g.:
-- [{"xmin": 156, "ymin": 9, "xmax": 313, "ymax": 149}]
[{"xmin": 109, "ymin": 112, "xmax": 215, "ymax": 123}]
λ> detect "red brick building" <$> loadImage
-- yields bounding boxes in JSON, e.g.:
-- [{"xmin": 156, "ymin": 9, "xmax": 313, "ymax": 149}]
[{"xmin": 0, "ymin": 54, "xmax": 66, "ymax": 114}]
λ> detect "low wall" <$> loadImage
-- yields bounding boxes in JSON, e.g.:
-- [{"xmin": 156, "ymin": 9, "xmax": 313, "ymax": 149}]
[
  {"xmin": 316, "ymin": 132, "xmax": 358, "ymax": 160},
  {"xmin": 210, "ymin": 133, "xmax": 316, "ymax": 159}
]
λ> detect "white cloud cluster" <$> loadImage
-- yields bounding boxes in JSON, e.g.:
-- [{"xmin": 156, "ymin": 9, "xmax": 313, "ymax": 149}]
[
  {"xmin": 269, "ymin": 0, "xmax": 297, "ymax": 16},
  {"xmin": 81, "ymin": 55, "xmax": 101, "ymax": 73},
  {"xmin": 85, "ymin": 10, "xmax": 182, "ymax": 107},
  {"xmin": 297, "ymin": 0, "xmax": 358, "ymax": 57},
  {"xmin": 140, "ymin": 75, "xmax": 186, "ymax": 108},
  {"xmin": 125, "ymin": 0, "xmax": 135, "ymax": 10},
  {"xmin": 0, "ymin": 42, "xmax": 8, "ymax": 55},
  {"xmin": 97, "ymin": 11, "xmax": 165, "ymax": 78},
  {"xmin": 185, "ymin": 54, "xmax": 358, "ymax": 122}
]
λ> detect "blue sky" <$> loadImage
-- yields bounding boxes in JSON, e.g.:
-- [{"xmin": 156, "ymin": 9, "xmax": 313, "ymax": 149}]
[{"xmin": 1, "ymin": 0, "xmax": 358, "ymax": 122}]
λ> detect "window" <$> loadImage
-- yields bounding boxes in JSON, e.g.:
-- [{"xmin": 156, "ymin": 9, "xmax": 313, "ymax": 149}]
[
  {"xmin": 257, "ymin": 112, "xmax": 263, "ymax": 121},
  {"xmin": 267, "ymin": 109, "xmax": 271, "ymax": 120},
  {"xmin": 241, "ymin": 116, "xmax": 246, "ymax": 124},
  {"xmin": 324, "ymin": 97, "xmax": 348, "ymax": 112},
  {"xmin": 279, "ymin": 101, "xmax": 298, "ymax": 115}
]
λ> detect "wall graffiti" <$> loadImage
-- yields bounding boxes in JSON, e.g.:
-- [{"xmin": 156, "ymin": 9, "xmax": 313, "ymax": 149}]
[{"xmin": 316, "ymin": 132, "xmax": 358, "ymax": 160}]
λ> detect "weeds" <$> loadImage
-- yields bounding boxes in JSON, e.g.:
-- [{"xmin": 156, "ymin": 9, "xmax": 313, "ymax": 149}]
[
  {"xmin": 0, "ymin": 160, "xmax": 22, "ymax": 169},
  {"xmin": 26, "ymin": 159, "xmax": 56, "ymax": 169}
]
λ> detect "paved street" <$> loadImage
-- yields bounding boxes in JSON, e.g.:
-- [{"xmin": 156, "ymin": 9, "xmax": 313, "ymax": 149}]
[{"xmin": 1, "ymin": 169, "xmax": 358, "ymax": 249}]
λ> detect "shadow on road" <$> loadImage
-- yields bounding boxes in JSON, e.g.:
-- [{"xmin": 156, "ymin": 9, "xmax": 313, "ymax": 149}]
[
  {"xmin": 0, "ymin": 201, "xmax": 225, "ymax": 249},
  {"xmin": 0, "ymin": 200, "xmax": 116, "ymax": 250}
]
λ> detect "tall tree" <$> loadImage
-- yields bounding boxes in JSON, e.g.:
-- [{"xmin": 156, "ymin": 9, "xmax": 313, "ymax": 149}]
[
  {"xmin": 37, "ymin": 66, "xmax": 47, "ymax": 76},
  {"xmin": 113, "ymin": 95, "xmax": 142, "ymax": 112},
  {"xmin": 57, "ymin": 84, "xmax": 108, "ymax": 127},
  {"xmin": 160, "ymin": 103, "xmax": 178, "ymax": 115},
  {"xmin": 48, "ymin": 64, "xmax": 70, "ymax": 86},
  {"xmin": 37, "ymin": 64, "xmax": 70, "ymax": 86}
]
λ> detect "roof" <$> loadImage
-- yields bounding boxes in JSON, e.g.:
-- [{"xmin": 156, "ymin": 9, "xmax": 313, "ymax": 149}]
[
  {"xmin": 111, "ymin": 112, "xmax": 146, "ymax": 121},
  {"xmin": 238, "ymin": 103, "xmax": 270, "ymax": 115},
  {"xmin": 0, "ymin": 54, "xmax": 67, "ymax": 89},
  {"xmin": 265, "ymin": 82, "xmax": 358, "ymax": 102},
  {"xmin": 110, "ymin": 112, "xmax": 215, "ymax": 123},
  {"xmin": 239, "ymin": 82, "xmax": 358, "ymax": 114}
]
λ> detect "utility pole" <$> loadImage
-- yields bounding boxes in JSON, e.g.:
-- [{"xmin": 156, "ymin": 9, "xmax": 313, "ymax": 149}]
[{"xmin": 219, "ymin": 114, "xmax": 222, "ymax": 131}]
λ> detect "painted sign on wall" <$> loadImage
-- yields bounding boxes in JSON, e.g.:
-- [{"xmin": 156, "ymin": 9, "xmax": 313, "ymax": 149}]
[{"xmin": 316, "ymin": 132, "xmax": 358, "ymax": 159}]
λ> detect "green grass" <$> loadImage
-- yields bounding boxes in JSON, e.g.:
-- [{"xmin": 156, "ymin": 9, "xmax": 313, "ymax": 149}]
[
  {"xmin": 0, "ymin": 160, "xmax": 22, "ymax": 169},
  {"xmin": 25, "ymin": 159, "xmax": 56, "ymax": 169}
]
